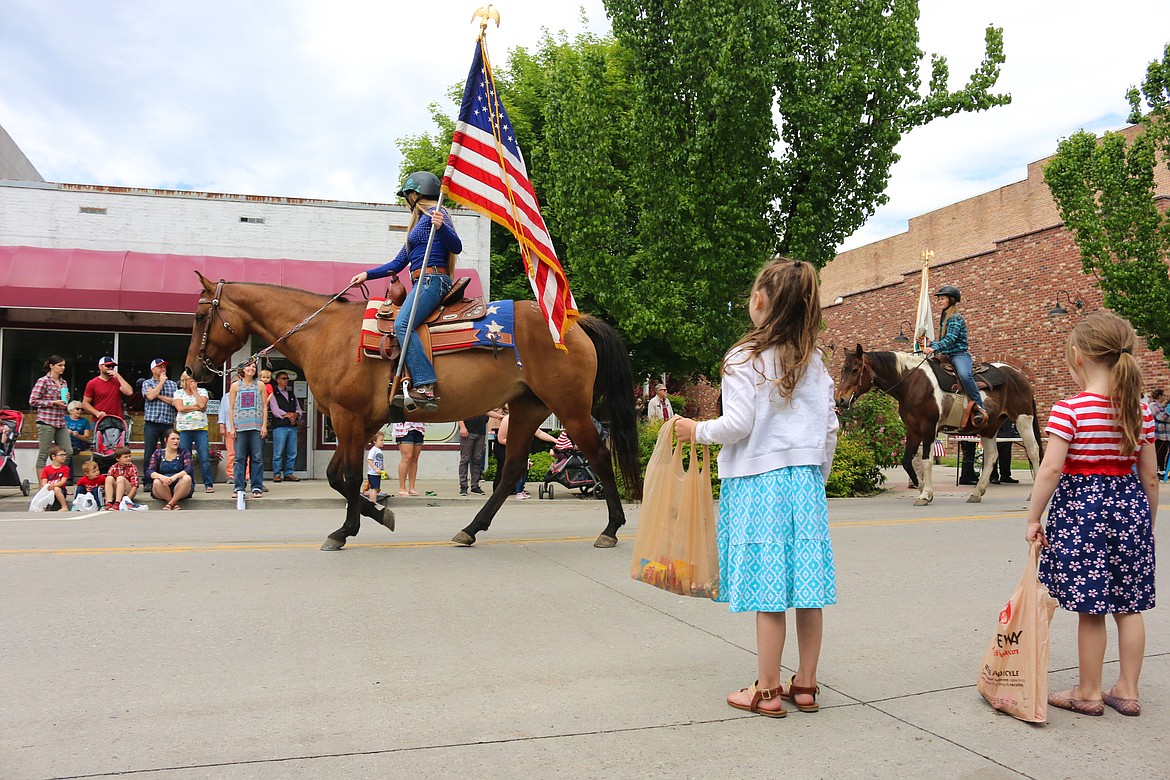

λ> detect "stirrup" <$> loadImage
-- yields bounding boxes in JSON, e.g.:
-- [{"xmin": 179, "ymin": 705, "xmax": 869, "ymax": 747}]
[{"xmin": 393, "ymin": 380, "xmax": 439, "ymax": 412}]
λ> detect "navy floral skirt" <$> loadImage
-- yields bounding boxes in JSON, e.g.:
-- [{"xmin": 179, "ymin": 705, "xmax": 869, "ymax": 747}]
[{"xmin": 1038, "ymin": 473, "xmax": 1156, "ymax": 614}]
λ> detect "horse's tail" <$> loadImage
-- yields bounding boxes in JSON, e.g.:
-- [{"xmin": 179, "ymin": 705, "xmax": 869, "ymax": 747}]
[{"xmin": 578, "ymin": 315, "xmax": 643, "ymax": 500}]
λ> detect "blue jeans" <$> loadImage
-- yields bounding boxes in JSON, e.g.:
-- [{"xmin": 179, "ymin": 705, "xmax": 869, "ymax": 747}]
[
  {"xmin": 142, "ymin": 420, "xmax": 172, "ymax": 474},
  {"xmin": 271, "ymin": 425, "xmax": 298, "ymax": 477},
  {"xmin": 179, "ymin": 428, "xmax": 213, "ymax": 488},
  {"xmin": 233, "ymin": 429, "xmax": 264, "ymax": 494},
  {"xmin": 949, "ymin": 352, "xmax": 984, "ymax": 408},
  {"xmin": 394, "ymin": 273, "xmax": 452, "ymax": 388}
]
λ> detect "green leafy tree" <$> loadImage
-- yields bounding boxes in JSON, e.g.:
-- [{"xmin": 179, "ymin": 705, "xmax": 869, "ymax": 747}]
[
  {"xmin": 1043, "ymin": 44, "xmax": 1170, "ymax": 361},
  {"xmin": 399, "ymin": 3, "xmax": 1010, "ymax": 375}
]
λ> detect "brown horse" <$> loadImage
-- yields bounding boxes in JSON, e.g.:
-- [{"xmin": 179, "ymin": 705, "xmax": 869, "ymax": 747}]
[
  {"xmin": 183, "ymin": 272, "xmax": 641, "ymax": 550},
  {"xmin": 835, "ymin": 346, "xmax": 1043, "ymax": 505}
]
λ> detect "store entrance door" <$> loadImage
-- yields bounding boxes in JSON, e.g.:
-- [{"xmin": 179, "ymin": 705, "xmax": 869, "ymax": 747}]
[{"xmin": 262, "ymin": 357, "xmax": 312, "ymax": 479}]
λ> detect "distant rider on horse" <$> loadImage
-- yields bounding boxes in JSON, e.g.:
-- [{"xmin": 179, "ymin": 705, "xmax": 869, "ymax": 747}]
[
  {"xmin": 349, "ymin": 171, "xmax": 462, "ymax": 410},
  {"xmin": 922, "ymin": 285, "xmax": 988, "ymax": 427}
]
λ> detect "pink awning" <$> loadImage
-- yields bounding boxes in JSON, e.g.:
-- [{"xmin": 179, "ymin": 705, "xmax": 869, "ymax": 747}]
[{"xmin": 0, "ymin": 246, "xmax": 484, "ymax": 314}]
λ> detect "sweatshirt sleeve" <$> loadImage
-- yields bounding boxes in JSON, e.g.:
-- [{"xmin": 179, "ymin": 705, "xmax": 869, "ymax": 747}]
[
  {"xmin": 693, "ymin": 351, "xmax": 756, "ymax": 446},
  {"xmin": 821, "ymin": 379, "xmax": 840, "ymax": 481}
]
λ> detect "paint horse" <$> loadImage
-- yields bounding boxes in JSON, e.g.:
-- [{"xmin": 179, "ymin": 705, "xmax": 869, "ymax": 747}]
[
  {"xmin": 184, "ymin": 272, "xmax": 642, "ymax": 550},
  {"xmin": 835, "ymin": 345, "xmax": 1043, "ymax": 505}
]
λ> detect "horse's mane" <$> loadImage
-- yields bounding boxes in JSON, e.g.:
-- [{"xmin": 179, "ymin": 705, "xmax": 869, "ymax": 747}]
[
  {"xmin": 223, "ymin": 280, "xmax": 359, "ymax": 304},
  {"xmin": 866, "ymin": 351, "xmax": 904, "ymax": 376}
]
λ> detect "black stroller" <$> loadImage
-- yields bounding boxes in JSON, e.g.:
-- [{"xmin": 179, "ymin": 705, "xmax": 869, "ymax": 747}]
[
  {"xmin": 537, "ymin": 419, "xmax": 607, "ymax": 500},
  {"xmin": 92, "ymin": 415, "xmax": 129, "ymax": 471},
  {"xmin": 0, "ymin": 409, "xmax": 30, "ymax": 496}
]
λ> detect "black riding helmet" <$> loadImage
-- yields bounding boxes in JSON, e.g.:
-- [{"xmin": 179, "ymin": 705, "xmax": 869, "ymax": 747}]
[
  {"xmin": 934, "ymin": 285, "xmax": 961, "ymax": 304},
  {"xmin": 397, "ymin": 171, "xmax": 442, "ymax": 200}
]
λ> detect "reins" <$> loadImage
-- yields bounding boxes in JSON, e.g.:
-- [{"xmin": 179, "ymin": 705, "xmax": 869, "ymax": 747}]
[
  {"xmin": 196, "ymin": 281, "xmax": 358, "ymax": 377},
  {"xmin": 873, "ymin": 354, "xmax": 930, "ymax": 397}
]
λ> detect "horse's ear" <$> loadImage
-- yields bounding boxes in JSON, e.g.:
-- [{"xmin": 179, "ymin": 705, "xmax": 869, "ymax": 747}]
[
  {"xmin": 194, "ymin": 270, "xmax": 215, "ymax": 293},
  {"xmin": 854, "ymin": 343, "xmax": 863, "ymax": 358}
]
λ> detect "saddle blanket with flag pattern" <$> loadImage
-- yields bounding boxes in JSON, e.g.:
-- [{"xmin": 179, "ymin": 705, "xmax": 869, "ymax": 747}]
[{"xmin": 360, "ymin": 298, "xmax": 517, "ymax": 361}]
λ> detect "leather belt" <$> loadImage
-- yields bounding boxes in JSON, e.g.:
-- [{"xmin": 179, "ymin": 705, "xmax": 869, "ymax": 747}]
[{"xmin": 410, "ymin": 267, "xmax": 447, "ymax": 282}]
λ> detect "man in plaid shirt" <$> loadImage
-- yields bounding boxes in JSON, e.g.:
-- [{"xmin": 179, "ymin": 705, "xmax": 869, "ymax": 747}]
[{"xmin": 141, "ymin": 359, "xmax": 178, "ymax": 472}]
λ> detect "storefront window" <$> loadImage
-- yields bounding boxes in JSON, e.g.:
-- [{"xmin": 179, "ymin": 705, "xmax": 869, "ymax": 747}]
[{"xmin": 0, "ymin": 329, "xmax": 114, "ymax": 411}]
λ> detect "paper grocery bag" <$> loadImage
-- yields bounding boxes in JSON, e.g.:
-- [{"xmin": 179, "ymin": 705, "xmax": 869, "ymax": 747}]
[
  {"xmin": 977, "ymin": 541, "xmax": 1058, "ymax": 722},
  {"xmin": 629, "ymin": 419, "xmax": 719, "ymax": 599}
]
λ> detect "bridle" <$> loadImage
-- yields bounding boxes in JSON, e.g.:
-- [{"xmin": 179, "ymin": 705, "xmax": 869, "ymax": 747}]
[
  {"xmin": 840, "ymin": 350, "xmax": 929, "ymax": 407},
  {"xmin": 195, "ymin": 281, "xmax": 243, "ymax": 377},
  {"xmin": 194, "ymin": 279, "xmax": 354, "ymax": 377}
]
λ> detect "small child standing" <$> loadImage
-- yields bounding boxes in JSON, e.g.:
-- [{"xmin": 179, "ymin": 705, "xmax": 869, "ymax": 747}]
[
  {"xmin": 39, "ymin": 445, "xmax": 71, "ymax": 513},
  {"xmin": 75, "ymin": 459, "xmax": 106, "ymax": 508},
  {"xmin": 366, "ymin": 431, "xmax": 385, "ymax": 505},
  {"xmin": 1027, "ymin": 312, "xmax": 1159, "ymax": 717},
  {"xmin": 104, "ymin": 445, "xmax": 143, "ymax": 510},
  {"xmin": 676, "ymin": 257, "xmax": 839, "ymax": 718}
]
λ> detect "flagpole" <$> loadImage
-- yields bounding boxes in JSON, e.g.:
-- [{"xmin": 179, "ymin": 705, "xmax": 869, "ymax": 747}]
[{"xmin": 393, "ymin": 6, "xmax": 500, "ymax": 407}]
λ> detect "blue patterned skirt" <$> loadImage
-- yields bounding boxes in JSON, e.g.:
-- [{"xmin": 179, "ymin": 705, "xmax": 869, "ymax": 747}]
[
  {"xmin": 715, "ymin": 465, "xmax": 837, "ymax": 613},
  {"xmin": 1039, "ymin": 473, "xmax": 1156, "ymax": 614}
]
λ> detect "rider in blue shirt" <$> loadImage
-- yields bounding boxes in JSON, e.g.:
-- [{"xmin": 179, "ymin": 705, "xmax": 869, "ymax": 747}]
[
  {"xmin": 350, "ymin": 172, "xmax": 462, "ymax": 410},
  {"xmin": 923, "ymin": 285, "xmax": 988, "ymax": 427}
]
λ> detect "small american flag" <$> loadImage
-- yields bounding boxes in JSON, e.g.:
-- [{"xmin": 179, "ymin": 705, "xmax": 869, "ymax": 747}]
[{"xmin": 443, "ymin": 38, "xmax": 578, "ymax": 349}]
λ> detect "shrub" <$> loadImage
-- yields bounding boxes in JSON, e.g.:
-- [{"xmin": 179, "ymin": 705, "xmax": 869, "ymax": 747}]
[
  {"xmin": 838, "ymin": 392, "xmax": 905, "ymax": 468},
  {"xmin": 481, "ymin": 445, "xmax": 555, "ymax": 483},
  {"xmin": 618, "ymin": 419, "xmax": 720, "ymax": 500},
  {"xmin": 825, "ymin": 435, "xmax": 884, "ymax": 497}
]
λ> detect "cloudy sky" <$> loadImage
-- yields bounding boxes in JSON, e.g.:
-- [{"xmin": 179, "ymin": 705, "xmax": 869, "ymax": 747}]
[{"xmin": 2, "ymin": 1, "xmax": 1167, "ymax": 252}]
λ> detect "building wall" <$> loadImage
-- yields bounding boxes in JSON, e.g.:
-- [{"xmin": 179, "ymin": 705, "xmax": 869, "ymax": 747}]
[
  {"xmin": 823, "ymin": 222, "xmax": 1170, "ymax": 428},
  {"xmin": 822, "ymin": 124, "xmax": 1170, "ymax": 304},
  {"xmin": 0, "ymin": 182, "xmax": 492, "ymax": 295}
]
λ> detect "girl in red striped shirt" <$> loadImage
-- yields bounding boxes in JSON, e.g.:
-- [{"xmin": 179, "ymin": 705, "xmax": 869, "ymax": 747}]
[{"xmin": 1027, "ymin": 312, "xmax": 1158, "ymax": 717}]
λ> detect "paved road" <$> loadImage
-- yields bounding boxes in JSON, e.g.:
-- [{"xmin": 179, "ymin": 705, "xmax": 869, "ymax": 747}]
[{"xmin": 2, "ymin": 479, "xmax": 1166, "ymax": 779}]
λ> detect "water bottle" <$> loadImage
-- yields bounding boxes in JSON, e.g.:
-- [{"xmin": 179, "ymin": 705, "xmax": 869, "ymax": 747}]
[
  {"xmin": 60, "ymin": 386, "xmax": 70, "ymax": 403},
  {"xmin": 236, "ymin": 490, "xmax": 246, "ymax": 510}
]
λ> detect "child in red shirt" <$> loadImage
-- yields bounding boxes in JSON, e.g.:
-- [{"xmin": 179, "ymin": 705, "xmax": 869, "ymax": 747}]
[
  {"xmin": 39, "ymin": 445, "xmax": 70, "ymax": 513},
  {"xmin": 104, "ymin": 446, "xmax": 142, "ymax": 510},
  {"xmin": 75, "ymin": 459, "xmax": 106, "ymax": 506}
]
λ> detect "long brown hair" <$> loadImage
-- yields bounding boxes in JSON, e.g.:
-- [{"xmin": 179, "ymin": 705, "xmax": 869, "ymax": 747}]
[
  {"xmin": 1066, "ymin": 312, "xmax": 1144, "ymax": 455},
  {"xmin": 408, "ymin": 196, "xmax": 458, "ymax": 274},
  {"xmin": 726, "ymin": 256, "xmax": 823, "ymax": 399}
]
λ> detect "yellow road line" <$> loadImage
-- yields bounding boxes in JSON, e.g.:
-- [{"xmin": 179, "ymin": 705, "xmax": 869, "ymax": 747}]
[{"xmin": 0, "ymin": 512, "xmax": 1023, "ymax": 556}]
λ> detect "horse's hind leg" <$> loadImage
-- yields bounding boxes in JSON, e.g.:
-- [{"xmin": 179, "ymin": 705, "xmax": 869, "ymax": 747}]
[
  {"xmin": 902, "ymin": 434, "xmax": 921, "ymax": 489},
  {"xmin": 453, "ymin": 397, "xmax": 548, "ymax": 546},
  {"xmin": 914, "ymin": 429, "xmax": 937, "ymax": 506},
  {"xmin": 560, "ymin": 412, "xmax": 624, "ymax": 547},
  {"xmin": 1016, "ymin": 412, "xmax": 1041, "ymax": 501}
]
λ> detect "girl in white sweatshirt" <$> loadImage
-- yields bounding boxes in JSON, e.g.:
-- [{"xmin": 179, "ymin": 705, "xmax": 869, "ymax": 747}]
[{"xmin": 676, "ymin": 256, "xmax": 839, "ymax": 718}]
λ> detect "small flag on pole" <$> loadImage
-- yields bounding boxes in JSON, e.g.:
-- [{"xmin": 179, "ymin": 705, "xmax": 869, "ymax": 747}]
[
  {"xmin": 913, "ymin": 250, "xmax": 935, "ymax": 352},
  {"xmin": 442, "ymin": 37, "xmax": 578, "ymax": 349}
]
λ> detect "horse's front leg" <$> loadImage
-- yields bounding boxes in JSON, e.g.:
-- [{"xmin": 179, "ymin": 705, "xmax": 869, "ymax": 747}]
[
  {"xmin": 966, "ymin": 436, "xmax": 996, "ymax": 503},
  {"xmin": 321, "ymin": 424, "xmax": 394, "ymax": 552},
  {"xmin": 913, "ymin": 435, "xmax": 935, "ymax": 506},
  {"xmin": 902, "ymin": 434, "xmax": 921, "ymax": 489}
]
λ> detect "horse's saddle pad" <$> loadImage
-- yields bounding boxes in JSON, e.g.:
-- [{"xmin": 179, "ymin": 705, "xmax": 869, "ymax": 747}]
[
  {"xmin": 928, "ymin": 359, "xmax": 1006, "ymax": 393},
  {"xmin": 360, "ymin": 298, "xmax": 516, "ymax": 361}
]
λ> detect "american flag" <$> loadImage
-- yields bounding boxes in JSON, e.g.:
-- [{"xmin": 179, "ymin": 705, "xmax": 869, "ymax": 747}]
[{"xmin": 442, "ymin": 38, "xmax": 578, "ymax": 349}]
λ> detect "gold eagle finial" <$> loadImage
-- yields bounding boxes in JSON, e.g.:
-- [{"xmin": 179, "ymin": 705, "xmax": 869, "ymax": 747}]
[{"xmin": 471, "ymin": 5, "xmax": 501, "ymax": 34}]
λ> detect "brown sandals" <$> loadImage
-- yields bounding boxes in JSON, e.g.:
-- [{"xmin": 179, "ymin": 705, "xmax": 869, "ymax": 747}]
[
  {"xmin": 1048, "ymin": 690, "xmax": 1104, "ymax": 716},
  {"xmin": 727, "ymin": 681, "xmax": 787, "ymax": 718},
  {"xmin": 1102, "ymin": 690, "xmax": 1141, "ymax": 716},
  {"xmin": 781, "ymin": 674, "xmax": 820, "ymax": 713}
]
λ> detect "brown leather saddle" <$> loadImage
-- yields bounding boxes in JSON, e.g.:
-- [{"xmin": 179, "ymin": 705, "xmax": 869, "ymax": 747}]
[
  {"xmin": 369, "ymin": 276, "xmax": 487, "ymax": 361},
  {"xmin": 927, "ymin": 357, "xmax": 1005, "ymax": 394}
]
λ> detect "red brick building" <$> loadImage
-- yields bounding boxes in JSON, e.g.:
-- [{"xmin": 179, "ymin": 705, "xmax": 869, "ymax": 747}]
[{"xmin": 823, "ymin": 124, "xmax": 1170, "ymax": 425}]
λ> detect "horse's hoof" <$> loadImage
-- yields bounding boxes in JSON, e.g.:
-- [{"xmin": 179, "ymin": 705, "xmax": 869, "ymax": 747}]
[
  {"xmin": 913, "ymin": 498, "xmax": 931, "ymax": 506},
  {"xmin": 966, "ymin": 495, "xmax": 982, "ymax": 504},
  {"xmin": 452, "ymin": 531, "xmax": 475, "ymax": 546},
  {"xmin": 320, "ymin": 538, "xmax": 346, "ymax": 551},
  {"xmin": 376, "ymin": 505, "xmax": 396, "ymax": 531},
  {"xmin": 593, "ymin": 534, "xmax": 618, "ymax": 549}
]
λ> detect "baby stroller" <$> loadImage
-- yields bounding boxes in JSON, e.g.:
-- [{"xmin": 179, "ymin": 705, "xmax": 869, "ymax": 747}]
[
  {"xmin": 538, "ymin": 420, "xmax": 609, "ymax": 500},
  {"xmin": 538, "ymin": 447, "xmax": 603, "ymax": 500},
  {"xmin": 0, "ymin": 409, "xmax": 30, "ymax": 496},
  {"xmin": 92, "ymin": 415, "xmax": 128, "ymax": 472}
]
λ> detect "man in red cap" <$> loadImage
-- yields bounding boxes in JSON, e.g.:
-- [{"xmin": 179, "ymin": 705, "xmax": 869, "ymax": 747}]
[
  {"xmin": 82, "ymin": 357, "xmax": 133, "ymax": 421},
  {"xmin": 141, "ymin": 358, "xmax": 178, "ymax": 472}
]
